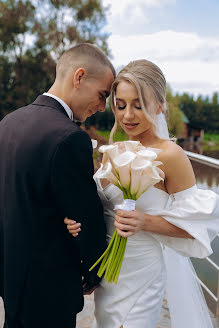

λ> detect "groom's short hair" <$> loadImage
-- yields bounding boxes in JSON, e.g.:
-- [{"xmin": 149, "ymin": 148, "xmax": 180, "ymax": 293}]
[{"xmin": 56, "ymin": 43, "xmax": 115, "ymax": 81}]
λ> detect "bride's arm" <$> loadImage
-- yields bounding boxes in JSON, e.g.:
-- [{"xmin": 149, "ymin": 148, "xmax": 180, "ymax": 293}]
[
  {"xmin": 114, "ymin": 210, "xmax": 194, "ymax": 238},
  {"xmin": 115, "ymin": 143, "xmax": 196, "ymax": 238}
]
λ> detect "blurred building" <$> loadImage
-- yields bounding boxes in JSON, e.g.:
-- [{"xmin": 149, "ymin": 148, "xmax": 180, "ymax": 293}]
[{"xmin": 177, "ymin": 113, "xmax": 204, "ymax": 153}]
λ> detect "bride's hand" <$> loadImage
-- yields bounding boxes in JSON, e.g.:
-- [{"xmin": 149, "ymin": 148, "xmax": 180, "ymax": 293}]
[
  {"xmin": 114, "ymin": 210, "xmax": 146, "ymax": 237},
  {"xmin": 64, "ymin": 217, "xmax": 81, "ymax": 237}
]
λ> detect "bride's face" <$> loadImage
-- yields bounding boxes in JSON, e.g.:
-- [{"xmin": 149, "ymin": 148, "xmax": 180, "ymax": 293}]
[{"xmin": 115, "ymin": 80, "xmax": 160, "ymax": 139}]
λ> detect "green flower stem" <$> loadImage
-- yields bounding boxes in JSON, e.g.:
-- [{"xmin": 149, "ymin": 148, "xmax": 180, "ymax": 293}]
[
  {"xmin": 89, "ymin": 229, "xmax": 116, "ymax": 272},
  {"xmin": 114, "ymin": 237, "xmax": 127, "ymax": 284},
  {"xmin": 111, "ymin": 237, "xmax": 125, "ymax": 283},
  {"xmin": 98, "ymin": 247, "xmax": 112, "ymax": 278},
  {"xmin": 106, "ymin": 233, "xmax": 122, "ymax": 282},
  {"xmin": 126, "ymin": 189, "xmax": 132, "ymax": 199},
  {"xmin": 107, "ymin": 236, "xmax": 122, "ymax": 282},
  {"xmin": 105, "ymin": 231, "xmax": 120, "ymax": 281},
  {"xmin": 111, "ymin": 237, "xmax": 126, "ymax": 283},
  {"xmin": 97, "ymin": 248, "xmax": 111, "ymax": 277}
]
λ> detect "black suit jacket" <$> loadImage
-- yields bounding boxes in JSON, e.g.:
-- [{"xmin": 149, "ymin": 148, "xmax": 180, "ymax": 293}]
[{"xmin": 0, "ymin": 95, "xmax": 107, "ymax": 323}]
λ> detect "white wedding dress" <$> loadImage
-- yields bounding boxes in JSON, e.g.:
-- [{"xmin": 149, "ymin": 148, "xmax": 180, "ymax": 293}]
[{"xmin": 92, "ymin": 178, "xmax": 219, "ymax": 328}]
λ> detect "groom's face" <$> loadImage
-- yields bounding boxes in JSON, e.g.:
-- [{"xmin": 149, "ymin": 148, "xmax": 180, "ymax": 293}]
[{"xmin": 72, "ymin": 68, "xmax": 114, "ymax": 122}]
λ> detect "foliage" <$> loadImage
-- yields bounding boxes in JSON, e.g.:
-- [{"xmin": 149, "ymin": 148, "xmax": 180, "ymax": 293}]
[
  {"xmin": 0, "ymin": 0, "xmax": 109, "ymax": 117},
  {"xmin": 97, "ymin": 129, "xmax": 128, "ymax": 142},
  {"xmin": 176, "ymin": 92, "xmax": 219, "ymax": 133},
  {"xmin": 85, "ymin": 97, "xmax": 114, "ymax": 130},
  {"xmin": 204, "ymin": 133, "xmax": 219, "ymax": 142},
  {"xmin": 166, "ymin": 86, "xmax": 184, "ymax": 137}
]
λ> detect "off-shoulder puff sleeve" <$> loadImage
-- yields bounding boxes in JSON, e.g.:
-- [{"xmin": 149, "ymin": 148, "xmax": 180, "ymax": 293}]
[{"xmin": 149, "ymin": 185, "xmax": 219, "ymax": 258}]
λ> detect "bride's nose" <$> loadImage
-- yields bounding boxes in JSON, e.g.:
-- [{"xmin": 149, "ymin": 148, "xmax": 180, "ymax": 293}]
[{"xmin": 124, "ymin": 106, "xmax": 134, "ymax": 120}]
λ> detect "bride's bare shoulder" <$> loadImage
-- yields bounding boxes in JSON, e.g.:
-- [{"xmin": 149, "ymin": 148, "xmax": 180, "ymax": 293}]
[
  {"xmin": 157, "ymin": 140, "xmax": 185, "ymax": 160},
  {"xmin": 157, "ymin": 140, "xmax": 196, "ymax": 190},
  {"xmin": 157, "ymin": 140, "xmax": 193, "ymax": 173}
]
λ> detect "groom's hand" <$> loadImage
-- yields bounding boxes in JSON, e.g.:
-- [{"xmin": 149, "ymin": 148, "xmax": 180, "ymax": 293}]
[
  {"xmin": 82, "ymin": 280, "xmax": 99, "ymax": 295},
  {"xmin": 82, "ymin": 270, "xmax": 102, "ymax": 295}
]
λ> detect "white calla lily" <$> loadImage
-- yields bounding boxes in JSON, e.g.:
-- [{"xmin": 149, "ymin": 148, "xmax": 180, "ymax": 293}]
[
  {"xmin": 123, "ymin": 140, "xmax": 141, "ymax": 152},
  {"xmin": 130, "ymin": 158, "xmax": 152, "ymax": 197},
  {"xmin": 98, "ymin": 144, "xmax": 115, "ymax": 153},
  {"xmin": 136, "ymin": 166, "xmax": 164, "ymax": 199},
  {"xmin": 113, "ymin": 151, "xmax": 136, "ymax": 190},
  {"xmin": 136, "ymin": 146, "xmax": 162, "ymax": 155},
  {"xmin": 99, "ymin": 144, "xmax": 119, "ymax": 162},
  {"xmin": 136, "ymin": 149, "xmax": 158, "ymax": 161},
  {"xmin": 147, "ymin": 147, "xmax": 162, "ymax": 155},
  {"xmin": 153, "ymin": 161, "xmax": 163, "ymax": 167},
  {"xmin": 156, "ymin": 167, "xmax": 165, "ymax": 179},
  {"xmin": 94, "ymin": 162, "xmax": 118, "ymax": 186}
]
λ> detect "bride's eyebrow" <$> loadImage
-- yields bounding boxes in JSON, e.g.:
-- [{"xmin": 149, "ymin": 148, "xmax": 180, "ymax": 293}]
[
  {"xmin": 115, "ymin": 98, "xmax": 140, "ymax": 103},
  {"xmin": 116, "ymin": 98, "xmax": 125, "ymax": 101}
]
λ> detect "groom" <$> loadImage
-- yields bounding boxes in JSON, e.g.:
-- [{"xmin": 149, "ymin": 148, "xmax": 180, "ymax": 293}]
[{"xmin": 0, "ymin": 43, "xmax": 115, "ymax": 328}]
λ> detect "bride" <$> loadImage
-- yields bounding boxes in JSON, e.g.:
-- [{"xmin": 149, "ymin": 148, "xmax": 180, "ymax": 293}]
[{"xmin": 65, "ymin": 59, "xmax": 219, "ymax": 328}]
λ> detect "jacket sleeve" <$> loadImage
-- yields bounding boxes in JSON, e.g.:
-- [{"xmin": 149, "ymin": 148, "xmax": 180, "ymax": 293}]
[{"xmin": 50, "ymin": 130, "xmax": 107, "ymax": 272}]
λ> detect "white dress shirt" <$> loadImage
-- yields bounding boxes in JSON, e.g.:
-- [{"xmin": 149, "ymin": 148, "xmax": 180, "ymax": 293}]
[{"xmin": 43, "ymin": 92, "xmax": 73, "ymax": 121}]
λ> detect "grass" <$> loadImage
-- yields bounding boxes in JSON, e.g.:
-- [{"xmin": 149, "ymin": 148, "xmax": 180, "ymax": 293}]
[
  {"xmin": 204, "ymin": 133, "xmax": 219, "ymax": 142},
  {"xmin": 203, "ymin": 133, "xmax": 219, "ymax": 151},
  {"xmin": 96, "ymin": 130, "xmax": 219, "ymax": 151},
  {"xmin": 97, "ymin": 130, "xmax": 128, "ymax": 142}
]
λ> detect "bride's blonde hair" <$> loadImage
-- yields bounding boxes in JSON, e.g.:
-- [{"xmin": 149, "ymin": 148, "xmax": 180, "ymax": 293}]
[{"xmin": 109, "ymin": 59, "xmax": 167, "ymax": 143}]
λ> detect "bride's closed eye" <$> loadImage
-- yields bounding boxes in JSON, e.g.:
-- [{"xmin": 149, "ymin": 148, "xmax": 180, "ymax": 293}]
[
  {"xmin": 116, "ymin": 102, "xmax": 126, "ymax": 110},
  {"xmin": 117, "ymin": 105, "xmax": 126, "ymax": 110}
]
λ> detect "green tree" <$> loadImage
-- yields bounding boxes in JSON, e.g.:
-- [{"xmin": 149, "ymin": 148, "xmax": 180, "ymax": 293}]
[
  {"xmin": 177, "ymin": 92, "xmax": 219, "ymax": 133},
  {"xmin": 166, "ymin": 87, "xmax": 184, "ymax": 137},
  {"xmin": 212, "ymin": 92, "xmax": 218, "ymax": 106}
]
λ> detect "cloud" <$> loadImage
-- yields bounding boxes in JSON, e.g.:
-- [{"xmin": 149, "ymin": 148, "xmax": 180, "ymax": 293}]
[
  {"xmin": 103, "ymin": 0, "xmax": 175, "ymax": 16},
  {"xmin": 108, "ymin": 30, "xmax": 219, "ymax": 96},
  {"xmin": 109, "ymin": 31, "xmax": 219, "ymax": 63},
  {"xmin": 102, "ymin": 0, "xmax": 176, "ymax": 35}
]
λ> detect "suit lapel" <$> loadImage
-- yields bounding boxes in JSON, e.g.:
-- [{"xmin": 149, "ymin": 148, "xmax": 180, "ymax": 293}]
[{"xmin": 32, "ymin": 95, "xmax": 70, "ymax": 119}]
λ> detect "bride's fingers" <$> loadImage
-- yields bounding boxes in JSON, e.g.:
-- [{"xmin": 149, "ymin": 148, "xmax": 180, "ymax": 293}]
[
  {"xmin": 116, "ymin": 210, "xmax": 138, "ymax": 218},
  {"xmin": 115, "ymin": 215, "xmax": 136, "ymax": 227},
  {"xmin": 67, "ymin": 223, "xmax": 81, "ymax": 235},
  {"xmin": 67, "ymin": 224, "xmax": 81, "ymax": 232},
  {"xmin": 116, "ymin": 227, "xmax": 134, "ymax": 238},
  {"xmin": 64, "ymin": 217, "xmax": 76, "ymax": 225},
  {"xmin": 114, "ymin": 220, "xmax": 135, "ymax": 232}
]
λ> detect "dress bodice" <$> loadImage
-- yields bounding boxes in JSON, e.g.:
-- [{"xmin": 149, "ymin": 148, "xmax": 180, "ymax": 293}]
[
  {"xmin": 95, "ymin": 178, "xmax": 170, "ymax": 241},
  {"xmin": 94, "ymin": 176, "xmax": 219, "ymax": 259}
]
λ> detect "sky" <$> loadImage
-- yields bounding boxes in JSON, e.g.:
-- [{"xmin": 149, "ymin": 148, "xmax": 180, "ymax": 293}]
[{"xmin": 102, "ymin": 0, "xmax": 219, "ymax": 98}]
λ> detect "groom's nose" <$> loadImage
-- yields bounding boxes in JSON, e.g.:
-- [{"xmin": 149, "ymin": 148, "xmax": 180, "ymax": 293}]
[{"xmin": 98, "ymin": 98, "xmax": 106, "ymax": 112}]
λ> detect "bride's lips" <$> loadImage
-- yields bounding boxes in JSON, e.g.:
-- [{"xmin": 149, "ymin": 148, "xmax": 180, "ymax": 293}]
[{"xmin": 123, "ymin": 122, "xmax": 139, "ymax": 130}]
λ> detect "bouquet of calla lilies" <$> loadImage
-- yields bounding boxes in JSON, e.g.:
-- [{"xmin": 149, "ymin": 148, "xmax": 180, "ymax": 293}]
[{"xmin": 89, "ymin": 141, "xmax": 165, "ymax": 284}]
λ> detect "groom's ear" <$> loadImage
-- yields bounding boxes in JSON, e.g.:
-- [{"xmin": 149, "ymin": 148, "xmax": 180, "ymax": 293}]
[{"xmin": 73, "ymin": 68, "xmax": 86, "ymax": 88}]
